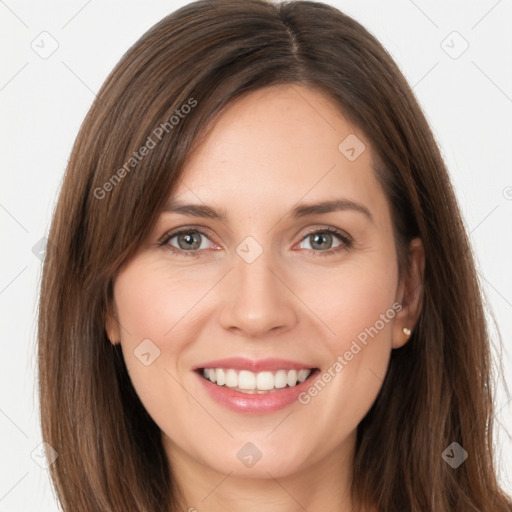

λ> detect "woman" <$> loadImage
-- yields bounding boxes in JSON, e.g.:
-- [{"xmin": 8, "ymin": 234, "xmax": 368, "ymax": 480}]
[{"xmin": 37, "ymin": 1, "xmax": 512, "ymax": 510}]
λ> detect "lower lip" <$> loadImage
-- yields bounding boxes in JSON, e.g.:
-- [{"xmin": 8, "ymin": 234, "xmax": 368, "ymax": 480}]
[{"xmin": 195, "ymin": 369, "xmax": 320, "ymax": 414}]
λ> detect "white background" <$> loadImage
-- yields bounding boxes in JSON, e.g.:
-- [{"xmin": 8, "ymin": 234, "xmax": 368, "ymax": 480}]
[{"xmin": 1, "ymin": 0, "xmax": 511, "ymax": 510}]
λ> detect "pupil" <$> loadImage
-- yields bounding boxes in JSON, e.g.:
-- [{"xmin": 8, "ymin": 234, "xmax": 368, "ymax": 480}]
[
  {"xmin": 180, "ymin": 232, "xmax": 200, "ymax": 250},
  {"xmin": 312, "ymin": 233, "xmax": 331, "ymax": 250}
]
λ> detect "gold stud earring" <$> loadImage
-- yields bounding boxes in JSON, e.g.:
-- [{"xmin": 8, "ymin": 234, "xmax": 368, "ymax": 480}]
[{"xmin": 402, "ymin": 327, "xmax": 411, "ymax": 337}]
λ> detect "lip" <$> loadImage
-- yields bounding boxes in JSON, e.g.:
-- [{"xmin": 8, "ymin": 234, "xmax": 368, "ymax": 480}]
[
  {"xmin": 192, "ymin": 357, "xmax": 314, "ymax": 373},
  {"xmin": 194, "ymin": 365, "xmax": 320, "ymax": 414}
]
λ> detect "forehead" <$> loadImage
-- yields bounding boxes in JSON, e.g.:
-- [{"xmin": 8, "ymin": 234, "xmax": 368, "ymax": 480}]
[{"xmin": 171, "ymin": 84, "xmax": 387, "ymax": 223}]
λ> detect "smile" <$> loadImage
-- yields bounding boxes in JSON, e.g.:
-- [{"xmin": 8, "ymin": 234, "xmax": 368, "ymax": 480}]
[
  {"xmin": 192, "ymin": 357, "xmax": 320, "ymax": 413},
  {"xmin": 200, "ymin": 368, "xmax": 314, "ymax": 394}
]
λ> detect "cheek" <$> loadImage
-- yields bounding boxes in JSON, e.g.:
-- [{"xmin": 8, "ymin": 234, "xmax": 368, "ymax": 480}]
[
  {"xmin": 293, "ymin": 249, "xmax": 398, "ymax": 432},
  {"xmin": 339, "ymin": 266, "xmax": 397, "ymax": 383},
  {"xmin": 111, "ymin": 262, "xmax": 190, "ymax": 383},
  {"xmin": 112, "ymin": 263, "xmax": 202, "ymax": 433},
  {"xmin": 113, "ymin": 261, "xmax": 206, "ymax": 350},
  {"xmin": 296, "ymin": 249, "xmax": 399, "ymax": 357},
  {"xmin": 330, "ymin": 265, "xmax": 397, "ymax": 352}
]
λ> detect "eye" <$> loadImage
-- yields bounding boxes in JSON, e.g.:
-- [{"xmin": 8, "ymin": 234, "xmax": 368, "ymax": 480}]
[
  {"xmin": 297, "ymin": 227, "xmax": 353, "ymax": 256},
  {"xmin": 160, "ymin": 229, "xmax": 216, "ymax": 257},
  {"xmin": 158, "ymin": 226, "xmax": 353, "ymax": 258}
]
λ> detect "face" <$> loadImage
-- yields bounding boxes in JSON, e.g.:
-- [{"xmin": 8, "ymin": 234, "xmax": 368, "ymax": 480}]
[{"xmin": 107, "ymin": 84, "xmax": 423, "ymax": 483}]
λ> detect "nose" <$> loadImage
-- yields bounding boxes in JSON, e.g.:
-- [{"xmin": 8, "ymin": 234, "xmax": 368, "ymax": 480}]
[{"xmin": 218, "ymin": 245, "xmax": 298, "ymax": 338}]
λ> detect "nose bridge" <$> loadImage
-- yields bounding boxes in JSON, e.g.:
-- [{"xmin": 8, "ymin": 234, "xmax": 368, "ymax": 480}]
[{"xmin": 218, "ymin": 234, "xmax": 297, "ymax": 336}]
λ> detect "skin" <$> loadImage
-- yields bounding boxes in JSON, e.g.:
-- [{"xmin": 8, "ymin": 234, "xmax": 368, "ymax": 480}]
[{"xmin": 106, "ymin": 84, "xmax": 424, "ymax": 512}]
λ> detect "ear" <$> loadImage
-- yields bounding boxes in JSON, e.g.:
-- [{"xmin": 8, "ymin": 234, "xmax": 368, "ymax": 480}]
[
  {"xmin": 392, "ymin": 237, "xmax": 425, "ymax": 349},
  {"xmin": 104, "ymin": 302, "xmax": 121, "ymax": 346}
]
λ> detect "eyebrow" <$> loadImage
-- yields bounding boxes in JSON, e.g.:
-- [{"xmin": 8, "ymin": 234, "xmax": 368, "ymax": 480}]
[{"xmin": 162, "ymin": 198, "xmax": 374, "ymax": 224}]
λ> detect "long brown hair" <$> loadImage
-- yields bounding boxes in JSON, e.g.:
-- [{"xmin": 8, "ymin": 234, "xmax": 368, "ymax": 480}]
[{"xmin": 37, "ymin": 1, "xmax": 512, "ymax": 510}]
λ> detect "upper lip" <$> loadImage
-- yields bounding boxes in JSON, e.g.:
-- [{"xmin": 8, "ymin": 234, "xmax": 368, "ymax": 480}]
[{"xmin": 193, "ymin": 357, "xmax": 316, "ymax": 373}]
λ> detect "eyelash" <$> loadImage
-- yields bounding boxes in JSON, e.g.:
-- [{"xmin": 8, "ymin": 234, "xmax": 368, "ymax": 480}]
[{"xmin": 158, "ymin": 226, "xmax": 353, "ymax": 258}]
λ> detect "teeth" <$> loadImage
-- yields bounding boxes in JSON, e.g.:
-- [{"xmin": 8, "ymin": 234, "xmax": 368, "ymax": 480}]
[
  {"xmin": 287, "ymin": 369, "xmax": 297, "ymax": 387},
  {"xmin": 216, "ymin": 368, "xmax": 225, "ymax": 386},
  {"xmin": 274, "ymin": 370, "xmax": 287, "ymax": 389},
  {"xmin": 238, "ymin": 370, "xmax": 256, "ymax": 390},
  {"xmin": 225, "ymin": 369, "xmax": 238, "ymax": 388},
  {"xmin": 297, "ymin": 369, "xmax": 310, "ymax": 383},
  {"xmin": 201, "ymin": 368, "xmax": 313, "ymax": 392}
]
